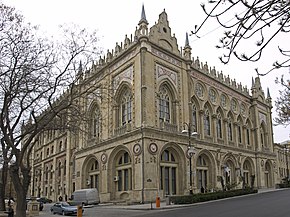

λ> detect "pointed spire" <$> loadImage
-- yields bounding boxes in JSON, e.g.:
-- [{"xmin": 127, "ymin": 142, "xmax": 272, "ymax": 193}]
[
  {"xmin": 252, "ymin": 77, "xmax": 254, "ymax": 87},
  {"xmin": 185, "ymin": 32, "xmax": 190, "ymax": 47},
  {"xmin": 267, "ymin": 87, "xmax": 271, "ymax": 98},
  {"xmin": 139, "ymin": 4, "xmax": 148, "ymax": 25},
  {"xmin": 78, "ymin": 60, "xmax": 83, "ymax": 73}
]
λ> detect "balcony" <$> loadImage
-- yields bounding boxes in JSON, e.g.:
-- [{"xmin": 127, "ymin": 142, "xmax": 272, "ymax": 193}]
[
  {"xmin": 114, "ymin": 123, "xmax": 132, "ymax": 136},
  {"xmin": 159, "ymin": 121, "xmax": 177, "ymax": 132}
]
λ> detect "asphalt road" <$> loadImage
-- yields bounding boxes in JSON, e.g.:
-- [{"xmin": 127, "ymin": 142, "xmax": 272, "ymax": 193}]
[{"xmin": 40, "ymin": 189, "xmax": 290, "ymax": 217}]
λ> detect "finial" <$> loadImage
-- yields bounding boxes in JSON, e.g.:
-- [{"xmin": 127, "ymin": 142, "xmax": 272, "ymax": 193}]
[
  {"xmin": 139, "ymin": 4, "xmax": 148, "ymax": 25},
  {"xmin": 78, "ymin": 60, "xmax": 82, "ymax": 73},
  {"xmin": 185, "ymin": 32, "xmax": 190, "ymax": 47},
  {"xmin": 267, "ymin": 87, "xmax": 271, "ymax": 98}
]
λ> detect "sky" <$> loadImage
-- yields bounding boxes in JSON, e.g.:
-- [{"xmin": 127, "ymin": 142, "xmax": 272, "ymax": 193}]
[{"xmin": 2, "ymin": 0, "xmax": 289, "ymax": 143}]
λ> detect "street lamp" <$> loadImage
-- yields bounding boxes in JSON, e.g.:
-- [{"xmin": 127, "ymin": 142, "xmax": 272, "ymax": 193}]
[{"xmin": 182, "ymin": 122, "xmax": 197, "ymax": 195}]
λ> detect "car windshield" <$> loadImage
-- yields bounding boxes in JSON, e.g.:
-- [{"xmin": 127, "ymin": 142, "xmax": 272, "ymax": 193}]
[{"xmin": 62, "ymin": 202, "xmax": 71, "ymax": 207}]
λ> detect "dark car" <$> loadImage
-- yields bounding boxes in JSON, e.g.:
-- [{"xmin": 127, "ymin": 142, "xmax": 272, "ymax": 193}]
[
  {"xmin": 37, "ymin": 197, "xmax": 52, "ymax": 204},
  {"xmin": 26, "ymin": 198, "xmax": 44, "ymax": 211},
  {"xmin": 50, "ymin": 202, "xmax": 84, "ymax": 216}
]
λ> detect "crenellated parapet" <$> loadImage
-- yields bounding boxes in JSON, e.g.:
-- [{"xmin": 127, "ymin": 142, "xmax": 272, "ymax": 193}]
[{"xmin": 191, "ymin": 56, "xmax": 250, "ymax": 96}]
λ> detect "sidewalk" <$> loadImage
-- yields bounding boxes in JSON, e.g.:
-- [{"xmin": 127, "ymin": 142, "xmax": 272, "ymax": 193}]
[{"xmin": 99, "ymin": 188, "xmax": 282, "ymax": 210}]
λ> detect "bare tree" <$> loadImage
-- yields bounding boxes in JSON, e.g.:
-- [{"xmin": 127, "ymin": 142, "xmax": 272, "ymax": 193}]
[
  {"xmin": 191, "ymin": 0, "xmax": 290, "ymax": 76},
  {"xmin": 0, "ymin": 4, "xmax": 101, "ymax": 216},
  {"xmin": 274, "ymin": 75, "xmax": 290, "ymax": 126}
]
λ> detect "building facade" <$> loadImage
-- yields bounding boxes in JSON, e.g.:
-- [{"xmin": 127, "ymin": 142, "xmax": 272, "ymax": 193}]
[{"xmin": 30, "ymin": 6, "xmax": 278, "ymax": 203}]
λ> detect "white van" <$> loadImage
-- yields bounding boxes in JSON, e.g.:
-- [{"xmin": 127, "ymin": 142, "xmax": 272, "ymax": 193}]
[{"xmin": 71, "ymin": 188, "xmax": 100, "ymax": 206}]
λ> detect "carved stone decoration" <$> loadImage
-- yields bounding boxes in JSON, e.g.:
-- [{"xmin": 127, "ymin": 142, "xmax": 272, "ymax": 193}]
[{"xmin": 133, "ymin": 143, "xmax": 142, "ymax": 156}]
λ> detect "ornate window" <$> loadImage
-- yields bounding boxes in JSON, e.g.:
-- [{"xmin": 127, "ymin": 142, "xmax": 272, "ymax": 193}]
[
  {"xmin": 192, "ymin": 104, "xmax": 198, "ymax": 132},
  {"xmin": 246, "ymin": 126, "xmax": 251, "ymax": 146},
  {"xmin": 197, "ymin": 155, "xmax": 209, "ymax": 191},
  {"xmin": 63, "ymin": 160, "xmax": 66, "ymax": 176},
  {"xmin": 159, "ymin": 86, "xmax": 170, "ymax": 122},
  {"xmin": 240, "ymin": 104, "xmax": 246, "ymax": 116},
  {"xmin": 231, "ymin": 98, "xmax": 238, "ymax": 112},
  {"xmin": 243, "ymin": 160, "xmax": 252, "ymax": 186},
  {"xmin": 228, "ymin": 117, "xmax": 233, "ymax": 142},
  {"xmin": 58, "ymin": 161, "xmax": 62, "ymax": 177},
  {"xmin": 121, "ymin": 90, "xmax": 132, "ymax": 125},
  {"xmin": 216, "ymin": 113, "xmax": 222, "ymax": 139},
  {"xmin": 204, "ymin": 109, "xmax": 211, "ymax": 136},
  {"xmin": 238, "ymin": 119, "xmax": 243, "ymax": 144},
  {"xmin": 160, "ymin": 149, "xmax": 178, "ymax": 195},
  {"xmin": 209, "ymin": 89, "xmax": 217, "ymax": 103},
  {"xmin": 50, "ymin": 165, "xmax": 53, "ymax": 179},
  {"xmin": 92, "ymin": 108, "xmax": 101, "ymax": 138},
  {"xmin": 116, "ymin": 152, "xmax": 132, "ymax": 191},
  {"xmin": 220, "ymin": 94, "xmax": 227, "ymax": 108},
  {"xmin": 88, "ymin": 159, "xmax": 99, "ymax": 189},
  {"xmin": 195, "ymin": 83, "xmax": 204, "ymax": 98}
]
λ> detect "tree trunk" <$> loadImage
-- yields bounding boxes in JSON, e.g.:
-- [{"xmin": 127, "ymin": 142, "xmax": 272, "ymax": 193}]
[
  {"xmin": 10, "ymin": 165, "xmax": 30, "ymax": 217},
  {"xmin": 0, "ymin": 162, "xmax": 8, "ymax": 211}
]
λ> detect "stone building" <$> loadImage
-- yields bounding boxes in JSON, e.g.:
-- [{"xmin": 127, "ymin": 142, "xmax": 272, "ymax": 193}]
[{"xmin": 30, "ymin": 6, "xmax": 278, "ymax": 203}]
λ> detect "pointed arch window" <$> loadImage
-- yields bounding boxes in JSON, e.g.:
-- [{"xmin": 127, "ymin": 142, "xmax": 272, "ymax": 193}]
[
  {"xmin": 192, "ymin": 104, "xmax": 198, "ymax": 132},
  {"xmin": 159, "ymin": 86, "xmax": 170, "ymax": 122},
  {"xmin": 216, "ymin": 113, "xmax": 222, "ymax": 139},
  {"xmin": 58, "ymin": 161, "xmax": 62, "ymax": 177},
  {"xmin": 204, "ymin": 109, "xmax": 211, "ymax": 136},
  {"xmin": 92, "ymin": 108, "xmax": 101, "ymax": 138},
  {"xmin": 238, "ymin": 120, "xmax": 243, "ymax": 144},
  {"xmin": 260, "ymin": 126, "xmax": 266, "ymax": 146},
  {"xmin": 228, "ymin": 117, "xmax": 233, "ymax": 141},
  {"xmin": 121, "ymin": 90, "xmax": 132, "ymax": 125},
  {"xmin": 246, "ymin": 122, "xmax": 251, "ymax": 145}
]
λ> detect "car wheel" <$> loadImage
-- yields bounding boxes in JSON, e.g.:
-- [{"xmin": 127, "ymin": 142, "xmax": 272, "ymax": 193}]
[{"xmin": 62, "ymin": 210, "xmax": 65, "ymax": 216}]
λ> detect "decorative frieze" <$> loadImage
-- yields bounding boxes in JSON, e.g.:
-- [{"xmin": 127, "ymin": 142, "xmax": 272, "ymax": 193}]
[
  {"xmin": 152, "ymin": 48, "xmax": 181, "ymax": 67},
  {"xmin": 156, "ymin": 64, "xmax": 178, "ymax": 86}
]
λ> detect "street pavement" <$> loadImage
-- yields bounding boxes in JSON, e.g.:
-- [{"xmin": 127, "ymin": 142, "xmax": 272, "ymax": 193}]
[{"xmin": 38, "ymin": 188, "xmax": 282, "ymax": 217}]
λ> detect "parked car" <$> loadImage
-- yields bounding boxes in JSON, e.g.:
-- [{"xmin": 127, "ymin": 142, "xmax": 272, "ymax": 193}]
[
  {"xmin": 37, "ymin": 197, "xmax": 52, "ymax": 203},
  {"xmin": 70, "ymin": 188, "xmax": 100, "ymax": 206},
  {"xmin": 50, "ymin": 202, "xmax": 84, "ymax": 216},
  {"xmin": 26, "ymin": 198, "xmax": 44, "ymax": 211}
]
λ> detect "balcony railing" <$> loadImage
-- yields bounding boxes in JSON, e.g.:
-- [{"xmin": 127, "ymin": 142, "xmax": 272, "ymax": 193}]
[{"xmin": 159, "ymin": 121, "xmax": 177, "ymax": 132}]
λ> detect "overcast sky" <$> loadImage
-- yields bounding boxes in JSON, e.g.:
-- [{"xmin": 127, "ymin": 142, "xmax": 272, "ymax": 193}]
[{"xmin": 2, "ymin": 0, "xmax": 289, "ymax": 143}]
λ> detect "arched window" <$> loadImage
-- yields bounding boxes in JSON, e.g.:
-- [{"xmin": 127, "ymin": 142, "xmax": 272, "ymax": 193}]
[
  {"xmin": 46, "ymin": 148, "xmax": 49, "ymax": 157},
  {"xmin": 45, "ymin": 166, "xmax": 49, "ymax": 180},
  {"xmin": 238, "ymin": 119, "xmax": 243, "ymax": 144},
  {"xmin": 243, "ymin": 160, "xmax": 252, "ymax": 186},
  {"xmin": 59, "ymin": 141, "xmax": 63, "ymax": 152},
  {"xmin": 204, "ymin": 109, "xmax": 210, "ymax": 136},
  {"xmin": 88, "ymin": 159, "xmax": 99, "ymax": 189},
  {"xmin": 58, "ymin": 161, "xmax": 62, "ymax": 177},
  {"xmin": 246, "ymin": 123, "xmax": 251, "ymax": 145},
  {"xmin": 63, "ymin": 160, "xmax": 66, "ymax": 176},
  {"xmin": 192, "ymin": 104, "xmax": 198, "ymax": 132},
  {"xmin": 91, "ymin": 107, "xmax": 101, "ymax": 138},
  {"xmin": 159, "ymin": 86, "xmax": 170, "ymax": 122},
  {"xmin": 121, "ymin": 90, "xmax": 132, "ymax": 125},
  {"xmin": 50, "ymin": 165, "xmax": 53, "ymax": 179},
  {"xmin": 197, "ymin": 155, "xmax": 210, "ymax": 191},
  {"xmin": 116, "ymin": 152, "xmax": 132, "ymax": 191},
  {"xmin": 228, "ymin": 116, "xmax": 233, "ymax": 142},
  {"xmin": 51, "ymin": 145, "xmax": 54, "ymax": 154},
  {"xmin": 216, "ymin": 113, "xmax": 222, "ymax": 139},
  {"xmin": 160, "ymin": 149, "xmax": 178, "ymax": 195}
]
